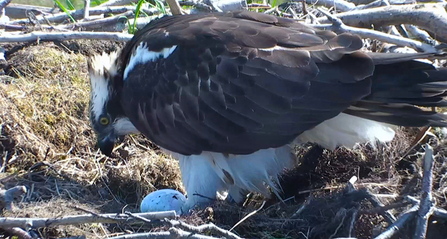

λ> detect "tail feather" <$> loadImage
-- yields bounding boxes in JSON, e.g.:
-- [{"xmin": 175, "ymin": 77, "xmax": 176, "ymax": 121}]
[{"xmin": 344, "ymin": 58, "xmax": 447, "ymax": 127}]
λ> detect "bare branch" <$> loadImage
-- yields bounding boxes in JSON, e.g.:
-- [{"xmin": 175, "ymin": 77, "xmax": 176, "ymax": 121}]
[
  {"xmin": 0, "ymin": 0, "xmax": 11, "ymax": 13},
  {"xmin": 315, "ymin": 8, "xmax": 438, "ymax": 52},
  {"xmin": 4, "ymin": 4, "xmax": 56, "ymax": 19},
  {"xmin": 99, "ymin": 0, "xmax": 139, "ymax": 7},
  {"xmin": 414, "ymin": 144, "xmax": 436, "ymax": 239},
  {"xmin": 83, "ymin": 0, "xmax": 90, "ymax": 20},
  {"xmin": 1, "ymin": 227, "xmax": 32, "ymax": 239},
  {"xmin": 178, "ymin": 1, "xmax": 213, "ymax": 11},
  {"xmin": 302, "ymin": 0, "xmax": 356, "ymax": 12},
  {"xmin": 0, "ymin": 211, "xmax": 176, "ymax": 228},
  {"xmin": 317, "ymin": 3, "xmax": 447, "ymax": 43},
  {"xmin": 0, "ymin": 31, "xmax": 133, "ymax": 42},
  {"xmin": 9, "ymin": 6, "xmax": 160, "ymax": 25},
  {"xmin": 405, "ymin": 25, "xmax": 436, "ymax": 45},
  {"xmin": 166, "ymin": 0, "xmax": 184, "ymax": 15},
  {"xmin": 374, "ymin": 205, "xmax": 419, "ymax": 239},
  {"xmin": 63, "ymin": 11, "xmax": 133, "ymax": 32},
  {"xmin": 108, "ymin": 227, "xmax": 224, "ymax": 239}
]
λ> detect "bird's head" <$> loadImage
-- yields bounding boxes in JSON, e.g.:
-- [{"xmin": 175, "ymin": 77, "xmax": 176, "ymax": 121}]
[{"xmin": 87, "ymin": 52, "xmax": 139, "ymax": 156}]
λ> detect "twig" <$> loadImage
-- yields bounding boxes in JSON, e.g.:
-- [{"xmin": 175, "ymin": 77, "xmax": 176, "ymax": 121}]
[
  {"xmin": 0, "ymin": 211, "xmax": 176, "ymax": 228},
  {"xmin": 229, "ymin": 201, "xmax": 265, "ymax": 232},
  {"xmin": 315, "ymin": 8, "xmax": 437, "ymax": 52},
  {"xmin": 247, "ymin": 3, "xmax": 271, "ymax": 8},
  {"xmin": 361, "ymin": 201, "xmax": 412, "ymax": 216},
  {"xmin": 413, "ymin": 144, "xmax": 436, "ymax": 239},
  {"xmin": 374, "ymin": 205, "xmax": 419, "ymax": 239},
  {"xmin": 0, "ymin": 31, "xmax": 133, "ymax": 42},
  {"xmin": 366, "ymin": 193, "xmax": 397, "ymax": 224},
  {"xmin": 170, "ymin": 220, "xmax": 242, "ymax": 239},
  {"xmin": 317, "ymin": 3, "xmax": 447, "ymax": 43},
  {"xmin": 349, "ymin": 210, "xmax": 358, "ymax": 237},
  {"xmin": 0, "ymin": 186, "xmax": 27, "ymax": 211}
]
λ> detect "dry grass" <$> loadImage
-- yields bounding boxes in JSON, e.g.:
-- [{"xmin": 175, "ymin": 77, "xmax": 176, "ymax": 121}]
[
  {"xmin": 0, "ymin": 42, "xmax": 183, "ymax": 238},
  {"xmin": 0, "ymin": 41, "xmax": 446, "ymax": 239}
]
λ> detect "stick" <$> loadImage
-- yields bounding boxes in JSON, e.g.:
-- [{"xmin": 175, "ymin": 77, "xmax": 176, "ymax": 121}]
[
  {"xmin": 109, "ymin": 227, "xmax": 221, "ymax": 239},
  {"xmin": 302, "ymin": 0, "xmax": 355, "ymax": 12},
  {"xmin": 63, "ymin": 11, "xmax": 133, "ymax": 31},
  {"xmin": 317, "ymin": 3, "xmax": 447, "ymax": 43},
  {"xmin": 99, "ymin": 0, "xmax": 138, "ymax": 7},
  {"xmin": 413, "ymin": 144, "xmax": 436, "ymax": 239},
  {"xmin": 315, "ymin": 8, "xmax": 437, "ymax": 52},
  {"xmin": 374, "ymin": 205, "xmax": 419, "ymax": 239},
  {"xmin": 4, "ymin": 4, "xmax": 57, "ymax": 19},
  {"xmin": 9, "ymin": 6, "xmax": 159, "ymax": 25},
  {"xmin": 229, "ymin": 201, "xmax": 265, "ymax": 232},
  {"xmin": 406, "ymin": 196, "xmax": 447, "ymax": 219},
  {"xmin": 0, "ymin": 211, "xmax": 176, "ymax": 228},
  {"xmin": 1, "ymin": 227, "xmax": 32, "ymax": 239},
  {"xmin": 170, "ymin": 220, "xmax": 242, "ymax": 239},
  {"xmin": 166, "ymin": 0, "xmax": 184, "ymax": 15},
  {"xmin": 0, "ymin": 31, "xmax": 133, "ymax": 42},
  {"xmin": 178, "ymin": 1, "xmax": 213, "ymax": 11},
  {"xmin": 0, "ymin": 0, "xmax": 11, "ymax": 13},
  {"xmin": 83, "ymin": 0, "xmax": 90, "ymax": 20},
  {"xmin": 405, "ymin": 25, "xmax": 436, "ymax": 45}
]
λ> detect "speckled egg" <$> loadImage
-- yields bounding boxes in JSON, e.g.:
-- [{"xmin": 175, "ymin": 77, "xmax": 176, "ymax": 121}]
[{"xmin": 140, "ymin": 189, "xmax": 186, "ymax": 215}]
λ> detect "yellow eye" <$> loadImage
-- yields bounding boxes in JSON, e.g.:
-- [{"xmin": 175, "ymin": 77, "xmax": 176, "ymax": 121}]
[{"xmin": 99, "ymin": 117, "xmax": 109, "ymax": 125}]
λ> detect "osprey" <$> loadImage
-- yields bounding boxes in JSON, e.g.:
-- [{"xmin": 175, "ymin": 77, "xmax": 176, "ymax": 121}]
[{"xmin": 88, "ymin": 11, "xmax": 447, "ymax": 212}]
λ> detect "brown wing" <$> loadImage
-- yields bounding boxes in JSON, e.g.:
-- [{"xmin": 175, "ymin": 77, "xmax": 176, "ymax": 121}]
[{"xmin": 118, "ymin": 11, "xmax": 376, "ymax": 155}]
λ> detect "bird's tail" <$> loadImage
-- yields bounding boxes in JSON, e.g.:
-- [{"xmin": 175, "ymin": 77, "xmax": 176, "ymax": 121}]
[{"xmin": 343, "ymin": 54, "xmax": 447, "ymax": 127}]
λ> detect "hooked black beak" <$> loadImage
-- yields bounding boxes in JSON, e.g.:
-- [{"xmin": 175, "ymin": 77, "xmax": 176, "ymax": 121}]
[{"xmin": 98, "ymin": 132, "xmax": 116, "ymax": 157}]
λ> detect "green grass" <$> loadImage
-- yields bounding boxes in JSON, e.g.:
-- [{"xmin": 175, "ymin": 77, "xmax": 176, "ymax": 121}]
[{"xmin": 14, "ymin": 0, "xmax": 107, "ymax": 8}]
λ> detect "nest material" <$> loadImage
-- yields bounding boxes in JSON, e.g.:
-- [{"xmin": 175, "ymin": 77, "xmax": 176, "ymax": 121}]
[{"xmin": 0, "ymin": 41, "xmax": 446, "ymax": 239}]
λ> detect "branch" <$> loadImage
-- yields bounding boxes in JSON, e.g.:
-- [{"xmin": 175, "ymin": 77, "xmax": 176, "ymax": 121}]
[
  {"xmin": 9, "ymin": 6, "xmax": 160, "ymax": 25},
  {"xmin": 413, "ymin": 144, "xmax": 436, "ymax": 239},
  {"xmin": 109, "ymin": 227, "xmax": 222, "ymax": 239},
  {"xmin": 1, "ymin": 227, "xmax": 32, "ymax": 239},
  {"xmin": 317, "ymin": 3, "xmax": 447, "ymax": 43},
  {"xmin": 0, "ymin": 211, "xmax": 176, "ymax": 228},
  {"xmin": 0, "ymin": 31, "xmax": 133, "ymax": 42},
  {"xmin": 62, "ymin": 11, "xmax": 133, "ymax": 31},
  {"xmin": 302, "ymin": 0, "xmax": 356, "ymax": 12},
  {"xmin": 315, "ymin": 8, "xmax": 438, "ymax": 52},
  {"xmin": 166, "ymin": 0, "xmax": 184, "ymax": 15},
  {"xmin": 405, "ymin": 25, "xmax": 436, "ymax": 45},
  {"xmin": 0, "ymin": 0, "xmax": 11, "ymax": 13},
  {"xmin": 83, "ymin": 0, "xmax": 90, "ymax": 20},
  {"xmin": 374, "ymin": 205, "xmax": 419, "ymax": 239},
  {"xmin": 99, "ymin": 0, "xmax": 138, "ymax": 7},
  {"xmin": 179, "ymin": 1, "xmax": 213, "ymax": 11}
]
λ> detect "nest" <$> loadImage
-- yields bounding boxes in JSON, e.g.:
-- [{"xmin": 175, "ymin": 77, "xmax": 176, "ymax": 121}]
[{"xmin": 0, "ymin": 32, "xmax": 446, "ymax": 239}]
